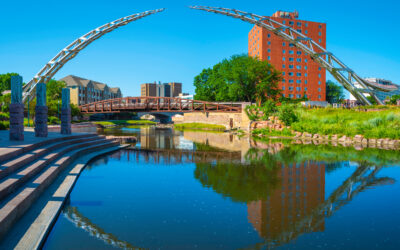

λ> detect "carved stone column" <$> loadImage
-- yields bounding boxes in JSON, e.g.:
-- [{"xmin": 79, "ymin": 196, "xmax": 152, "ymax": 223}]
[
  {"xmin": 9, "ymin": 75, "xmax": 24, "ymax": 141},
  {"xmin": 61, "ymin": 88, "xmax": 71, "ymax": 134},
  {"xmin": 35, "ymin": 83, "xmax": 48, "ymax": 137}
]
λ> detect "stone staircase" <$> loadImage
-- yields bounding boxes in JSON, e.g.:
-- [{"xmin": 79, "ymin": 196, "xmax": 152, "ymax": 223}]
[{"xmin": 0, "ymin": 134, "xmax": 119, "ymax": 239}]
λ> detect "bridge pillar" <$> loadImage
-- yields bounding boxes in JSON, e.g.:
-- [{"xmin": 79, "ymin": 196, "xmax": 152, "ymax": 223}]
[
  {"xmin": 60, "ymin": 88, "xmax": 71, "ymax": 134},
  {"xmin": 34, "ymin": 83, "xmax": 48, "ymax": 137},
  {"xmin": 9, "ymin": 75, "xmax": 24, "ymax": 141}
]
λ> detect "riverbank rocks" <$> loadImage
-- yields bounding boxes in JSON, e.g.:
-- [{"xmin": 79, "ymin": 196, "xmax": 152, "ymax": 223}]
[
  {"xmin": 331, "ymin": 135, "xmax": 338, "ymax": 141},
  {"xmin": 302, "ymin": 132, "xmax": 312, "ymax": 138},
  {"xmin": 353, "ymin": 135, "xmax": 364, "ymax": 143},
  {"xmin": 313, "ymin": 134, "xmax": 321, "ymax": 139},
  {"xmin": 294, "ymin": 131, "xmax": 302, "ymax": 138}
]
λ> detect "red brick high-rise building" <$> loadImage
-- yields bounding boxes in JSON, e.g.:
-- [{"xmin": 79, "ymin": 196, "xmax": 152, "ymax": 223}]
[{"xmin": 248, "ymin": 11, "xmax": 326, "ymax": 101}]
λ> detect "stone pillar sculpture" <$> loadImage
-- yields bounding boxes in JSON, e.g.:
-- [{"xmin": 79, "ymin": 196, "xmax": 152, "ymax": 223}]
[
  {"xmin": 34, "ymin": 83, "xmax": 48, "ymax": 137},
  {"xmin": 9, "ymin": 75, "xmax": 24, "ymax": 141},
  {"xmin": 61, "ymin": 88, "xmax": 71, "ymax": 134}
]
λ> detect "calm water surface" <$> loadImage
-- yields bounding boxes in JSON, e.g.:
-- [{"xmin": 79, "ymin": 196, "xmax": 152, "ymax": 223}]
[{"xmin": 43, "ymin": 126, "xmax": 400, "ymax": 249}]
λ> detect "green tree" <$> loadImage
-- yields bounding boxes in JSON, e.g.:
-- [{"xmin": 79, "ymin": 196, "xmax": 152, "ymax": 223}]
[
  {"xmin": 194, "ymin": 54, "xmax": 281, "ymax": 103},
  {"xmin": 387, "ymin": 94, "xmax": 400, "ymax": 105},
  {"xmin": 326, "ymin": 80, "xmax": 344, "ymax": 104},
  {"xmin": 0, "ymin": 93, "xmax": 11, "ymax": 112},
  {"xmin": 46, "ymin": 79, "xmax": 66, "ymax": 101},
  {"xmin": 0, "ymin": 73, "xmax": 20, "ymax": 94},
  {"xmin": 367, "ymin": 95, "xmax": 378, "ymax": 105}
]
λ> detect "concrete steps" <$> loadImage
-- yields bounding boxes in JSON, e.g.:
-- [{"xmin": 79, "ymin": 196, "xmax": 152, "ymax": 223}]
[{"xmin": 0, "ymin": 134, "xmax": 119, "ymax": 239}]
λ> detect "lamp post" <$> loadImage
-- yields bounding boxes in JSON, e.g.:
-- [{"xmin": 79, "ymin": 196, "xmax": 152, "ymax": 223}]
[{"xmin": 58, "ymin": 100, "xmax": 60, "ymax": 119}]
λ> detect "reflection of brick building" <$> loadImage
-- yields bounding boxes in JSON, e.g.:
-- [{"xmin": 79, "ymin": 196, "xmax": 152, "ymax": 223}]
[{"xmin": 247, "ymin": 161, "xmax": 325, "ymax": 243}]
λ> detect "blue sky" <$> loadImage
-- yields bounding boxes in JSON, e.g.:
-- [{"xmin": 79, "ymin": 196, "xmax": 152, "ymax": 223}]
[{"xmin": 1, "ymin": 0, "xmax": 399, "ymax": 96}]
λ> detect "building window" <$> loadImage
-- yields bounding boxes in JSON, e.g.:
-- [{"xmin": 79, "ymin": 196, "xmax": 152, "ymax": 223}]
[
  {"xmin": 282, "ymin": 72, "xmax": 285, "ymax": 76},
  {"xmin": 289, "ymin": 58, "xmax": 294, "ymax": 62},
  {"xmin": 318, "ymin": 88, "xmax": 321, "ymax": 92},
  {"xmin": 282, "ymin": 64, "xmax": 286, "ymax": 68},
  {"xmin": 267, "ymin": 41, "xmax": 271, "ymax": 45},
  {"xmin": 318, "ymin": 81, "xmax": 321, "ymax": 85},
  {"xmin": 282, "ymin": 57, "xmax": 286, "ymax": 61},
  {"xmin": 318, "ymin": 74, "xmax": 321, "ymax": 78},
  {"xmin": 319, "ymin": 39, "xmax": 322, "ymax": 43},
  {"xmin": 289, "ymin": 94, "xmax": 294, "ymax": 98},
  {"xmin": 297, "ymin": 51, "xmax": 302, "ymax": 55},
  {"xmin": 319, "ymin": 67, "xmax": 321, "ymax": 71},
  {"xmin": 289, "ymin": 65, "xmax": 294, "ymax": 69},
  {"xmin": 296, "ymin": 58, "xmax": 301, "ymax": 62},
  {"xmin": 304, "ymin": 87, "xmax": 308, "ymax": 91},
  {"xmin": 305, "ymin": 80, "xmax": 308, "ymax": 84},
  {"xmin": 305, "ymin": 30, "xmax": 308, "ymax": 34},
  {"xmin": 289, "ymin": 43, "xmax": 295, "ymax": 47},
  {"xmin": 282, "ymin": 20, "xmax": 286, "ymax": 24},
  {"xmin": 268, "ymin": 56, "xmax": 271, "ymax": 60},
  {"xmin": 304, "ymin": 59, "xmax": 308, "ymax": 63},
  {"xmin": 268, "ymin": 49, "xmax": 271, "ymax": 52},
  {"xmin": 318, "ymin": 95, "xmax": 321, "ymax": 99},
  {"xmin": 297, "ymin": 94, "xmax": 302, "ymax": 98},
  {"xmin": 296, "ymin": 87, "xmax": 301, "ymax": 91},
  {"xmin": 268, "ymin": 34, "xmax": 271, "ymax": 38},
  {"xmin": 289, "ymin": 80, "xmax": 294, "ymax": 83},
  {"xmin": 282, "ymin": 86, "xmax": 285, "ymax": 90},
  {"xmin": 296, "ymin": 73, "xmax": 302, "ymax": 77},
  {"xmin": 305, "ymin": 73, "xmax": 308, "ymax": 77},
  {"xmin": 296, "ymin": 65, "xmax": 301, "ymax": 70},
  {"xmin": 282, "ymin": 42, "xmax": 286, "ymax": 46},
  {"xmin": 282, "ymin": 94, "xmax": 285, "ymax": 97},
  {"xmin": 283, "ymin": 49, "xmax": 286, "ymax": 54},
  {"xmin": 289, "ymin": 86, "xmax": 294, "ymax": 90},
  {"xmin": 297, "ymin": 29, "xmax": 301, "ymax": 33},
  {"xmin": 289, "ymin": 21, "xmax": 294, "ymax": 25},
  {"xmin": 296, "ymin": 80, "xmax": 301, "ymax": 84},
  {"xmin": 289, "ymin": 50, "xmax": 294, "ymax": 54},
  {"xmin": 319, "ymin": 25, "xmax": 322, "ymax": 29},
  {"xmin": 304, "ymin": 66, "xmax": 308, "ymax": 70},
  {"xmin": 282, "ymin": 79, "xmax": 286, "ymax": 83},
  {"xmin": 289, "ymin": 72, "xmax": 294, "ymax": 76},
  {"xmin": 297, "ymin": 22, "xmax": 301, "ymax": 26}
]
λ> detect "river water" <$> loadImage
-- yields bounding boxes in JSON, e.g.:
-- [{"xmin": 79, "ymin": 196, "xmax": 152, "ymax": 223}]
[{"xmin": 43, "ymin": 126, "xmax": 400, "ymax": 249}]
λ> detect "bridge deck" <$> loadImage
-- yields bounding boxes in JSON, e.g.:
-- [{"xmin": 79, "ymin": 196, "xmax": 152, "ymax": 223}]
[{"xmin": 79, "ymin": 97, "xmax": 242, "ymax": 114}]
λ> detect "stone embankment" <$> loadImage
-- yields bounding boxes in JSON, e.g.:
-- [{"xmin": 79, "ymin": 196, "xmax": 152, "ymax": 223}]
[{"xmin": 252, "ymin": 116, "xmax": 400, "ymax": 150}]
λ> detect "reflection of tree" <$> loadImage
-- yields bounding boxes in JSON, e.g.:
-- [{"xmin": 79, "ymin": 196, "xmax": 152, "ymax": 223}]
[
  {"xmin": 194, "ymin": 162, "xmax": 281, "ymax": 203},
  {"xmin": 64, "ymin": 206, "xmax": 143, "ymax": 250}
]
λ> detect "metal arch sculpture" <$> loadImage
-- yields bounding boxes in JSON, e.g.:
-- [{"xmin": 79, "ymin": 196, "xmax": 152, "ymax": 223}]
[
  {"xmin": 189, "ymin": 6, "xmax": 397, "ymax": 105},
  {"xmin": 22, "ymin": 8, "xmax": 165, "ymax": 103}
]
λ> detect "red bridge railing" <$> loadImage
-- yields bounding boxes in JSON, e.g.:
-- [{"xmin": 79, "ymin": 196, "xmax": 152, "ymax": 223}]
[{"xmin": 79, "ymin": 97, "xmax": 242, "ymax": 113}]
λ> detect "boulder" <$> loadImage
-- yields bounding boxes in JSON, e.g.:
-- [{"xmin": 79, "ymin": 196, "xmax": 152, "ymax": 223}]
[
  {"xmin": 361, "ymin": 138, "xmax": 368, "ymax": 145},
  {"xmin": 313, "ymin": 134, "xmax": 320, "ymax": 139},
  {"xmin": 302, "ymin": 132, "xmax": 312, "ymax": 138},
  {"xmin": 331, "ymin": 135, "xmax": 338, "ymax": 141},
  {"xmin": 353, "ymin": 134, "xmax": 364, "ymax": 143}
]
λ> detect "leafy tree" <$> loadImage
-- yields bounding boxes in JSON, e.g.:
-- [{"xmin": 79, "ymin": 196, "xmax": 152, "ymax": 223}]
[
  {"xmin": 194, "ymin": 54, "xmax": 281, "ymax": 103},
  {"xmin": 278, "ymin": 104, "xmax": 299, "ymax": 126},
  {"xmin": 0, "ymin": 93, "xmax": 11, "ymax": 112},
  {"xmin": 326, "ymin": 80, "xmax": 344, "ymax": 104},
  {"xmin": 387, "ymin": 94, "xmax": 400, "ymax": 105},
  {"xmin": 366, "ymin": 95, "xmax": 377, "ymax": 105},
  {"xmin": 46, "ymin": 79, "xmax": 66, "ymax": 101},
  {"xmin": 0, "ymin": 73, "xmax": 20, "ymax": 94}
]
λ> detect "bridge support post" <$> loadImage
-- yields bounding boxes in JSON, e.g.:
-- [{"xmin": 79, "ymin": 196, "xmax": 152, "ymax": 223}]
[
  {"xmin": 61, "ymin": 88, "xmax": 71, "ymax": 134},
  {"xmin": 35, "ymin": 83, "xmax": 48, "ymax": 137},
  {"xmin": 9, "ymin": 75, "xmax": 24, "ymax": 141}
]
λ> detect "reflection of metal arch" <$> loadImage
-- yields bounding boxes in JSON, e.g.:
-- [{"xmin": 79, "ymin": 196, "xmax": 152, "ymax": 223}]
[
  {"xmin": 189, "ymin": 6, "xmax": 397, "ymax": 105},
  {"xmin": 22, "ymin": 8, "xmax": 164, "ymax": 103}
]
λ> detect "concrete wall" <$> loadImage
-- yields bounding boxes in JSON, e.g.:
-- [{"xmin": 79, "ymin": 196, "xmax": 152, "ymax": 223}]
[{"xmin": 174, "ymin": 104, "xmax": 251, "ymax": 131}]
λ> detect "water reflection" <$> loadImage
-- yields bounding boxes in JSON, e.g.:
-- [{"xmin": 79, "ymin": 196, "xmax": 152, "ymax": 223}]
[{"xmin": 46, "ymin": 127, "xmax": 399, "ymax": 249}]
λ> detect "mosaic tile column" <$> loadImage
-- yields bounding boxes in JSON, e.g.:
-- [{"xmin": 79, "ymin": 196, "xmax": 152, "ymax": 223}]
[
  {"xmin": 61, "ymin": 88, "xmax": 71, "ymax": 134},
  {"xmin": 35, "ymin": 83, "xmax": 48, "ymax": 137},
  {"xmin": 9, "ymin": 75, "xmax": 24, "ymax": 141}
]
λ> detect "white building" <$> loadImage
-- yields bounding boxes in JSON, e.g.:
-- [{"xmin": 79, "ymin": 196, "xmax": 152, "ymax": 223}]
[{"xmin": 350, "ymin": 77, "xmax": 400, "ymax": 102}]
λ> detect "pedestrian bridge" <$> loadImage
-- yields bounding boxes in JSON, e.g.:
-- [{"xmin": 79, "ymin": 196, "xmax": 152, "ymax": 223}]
[{"xmin": 79, "ymin": 97, "xmax": 242, "ymax": 114}]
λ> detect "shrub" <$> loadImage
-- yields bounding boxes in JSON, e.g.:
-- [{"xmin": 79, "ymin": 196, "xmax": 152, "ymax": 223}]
[
  {"xmin": 278, "ymin": 104, "xmax": 298, "ymax": 126},
  {"xmin": 48, "ymin": 116, "xmax": 60, "ymax": 125},
  {"xmin": 0, "ymin": 121, "xmax": 9, "ymax": 130},
  {"xmin": 0, "ymin": 112, "xmax": 9, "ymax": 121}
]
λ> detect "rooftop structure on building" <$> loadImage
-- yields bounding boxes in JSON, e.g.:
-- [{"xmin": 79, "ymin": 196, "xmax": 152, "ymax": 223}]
[
  {"xmin": 350, "ymin": 77, "xmax": 400, "ymax": 102},
  {"xmin": 59, "ymin": 75, "xmax": 122, "ymax": 106},
  {"xmin": 248, "ymin": 10, "xmax": 326, "ymax": 101}
]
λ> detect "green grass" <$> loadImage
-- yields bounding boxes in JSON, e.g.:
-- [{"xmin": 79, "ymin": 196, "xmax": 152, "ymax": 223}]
[
  {"xmin": 290, "ymin": 107, "xmax": 400, "ymax": 139},
  {"xmin": 93, "ymin": 120, "xmax": 157, "ymax": 126},
  {"xmin": 252, "ymin": 127, "xmax": 294, "ymax": 137},
  {"xmin": 174, "ymin": 123, "xmax": 226, "ymax": 131}
]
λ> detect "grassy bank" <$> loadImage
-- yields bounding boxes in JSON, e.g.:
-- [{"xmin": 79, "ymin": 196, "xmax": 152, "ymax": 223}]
[
  {"xmin": 291, "ymin": 107, "xmax": 400, "ymax": 139},
  {"xmin": 93, "ymin": 120, "xmax": 157, "ymax": 126},
  {"xmin": 174, "ymin": 123, "xmax": 226, "ymax": 132}
]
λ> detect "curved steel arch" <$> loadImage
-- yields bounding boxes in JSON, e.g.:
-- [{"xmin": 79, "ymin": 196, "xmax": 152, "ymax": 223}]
[
  {"xmin": 22, "ymin": 8, "xmax": 165, "ymax": 103},
  {"xmin": 189, "ymin": 6, "xmax": 396, "ymax": 105}
]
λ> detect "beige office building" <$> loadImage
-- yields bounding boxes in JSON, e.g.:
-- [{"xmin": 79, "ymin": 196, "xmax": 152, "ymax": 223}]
[{"xmin": 60, "ymin": 75, "xmax": 122, "ymax": 106}]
